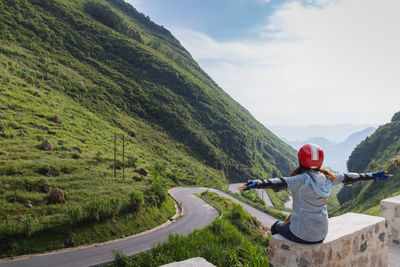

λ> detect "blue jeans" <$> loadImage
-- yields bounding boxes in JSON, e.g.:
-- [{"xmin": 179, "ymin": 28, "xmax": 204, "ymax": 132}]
[{"xmin": 271, "ymin": 221, "xmax": 323, "ymax": 244}]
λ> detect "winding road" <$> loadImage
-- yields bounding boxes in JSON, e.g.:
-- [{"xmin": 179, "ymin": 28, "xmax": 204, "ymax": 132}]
[
  {"xmin": 0, "ymin": 187, "xmax": 277, "ymax": 267},
  {"xmin": 228, "ymin": 183, "xmax": 274, "ymax": 207}
]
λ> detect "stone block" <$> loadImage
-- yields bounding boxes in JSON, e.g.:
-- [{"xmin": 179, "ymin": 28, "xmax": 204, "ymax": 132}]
[
  {"xmin": 159, "ymin": 257, "xmax": 216, "ymax": 267},
  {"xmin": 381, "ymin": 195, "xmax": 400, "ymax": 247},
  {"xmin": 268, "ymin": 213, "xmax": 388, "ymax": 267}
]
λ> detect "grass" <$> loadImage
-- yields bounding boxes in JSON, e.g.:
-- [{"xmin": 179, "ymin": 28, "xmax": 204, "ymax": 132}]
[
  {"xmin": 0, "ymin": 0, "xmax": 297, "ymax": 258},
  {"xmin": 224, "ymin": 191, "xmax": 287, "ymax": 221},
  {"xmin": 110, "ymin": 192, "xmax": 270, "ymax": 267},
  {"xmin": 0, "ymin": 49, "xmax": 227, "ymax": 257}
]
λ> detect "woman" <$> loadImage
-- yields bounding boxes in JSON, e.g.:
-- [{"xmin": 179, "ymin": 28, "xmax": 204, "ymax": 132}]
[{"xmin": 238, "ymin": 143, "xmax": 391, "ymax": 244}]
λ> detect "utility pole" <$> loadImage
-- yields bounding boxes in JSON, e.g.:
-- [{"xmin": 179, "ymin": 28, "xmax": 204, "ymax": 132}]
[
  {"xmin": 122, "ymin": 134, "xmax": 125, "ymax": 179},
  {"xmin": 114, "ymin": 133, "xmax": 116, "ymax": 178}
]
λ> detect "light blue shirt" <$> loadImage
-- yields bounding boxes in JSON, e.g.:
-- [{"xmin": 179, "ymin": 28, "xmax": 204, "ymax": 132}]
[{"xmin": 283, "ymin": 171, "xmax": 346, "ymax": 242}]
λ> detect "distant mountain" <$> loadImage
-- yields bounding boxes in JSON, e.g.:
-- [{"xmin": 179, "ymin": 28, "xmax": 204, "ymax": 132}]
[
  {"xmin": 269, "ymin": 124, "xmax": 377, "ymax": 143},
  {"xmin": 286, "ymin": 137, "xmax": 333, "ymax": 151},
  {"xmin": 334, "ymin": 112, "xmax": 400, "ymax": 216},
  {"xmin": 287, "ymin": 127, "xmax": 376, "ymax": 172}
]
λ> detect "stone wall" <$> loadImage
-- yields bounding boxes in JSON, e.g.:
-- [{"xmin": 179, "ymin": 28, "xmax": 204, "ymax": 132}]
[
  {"xmin": 268, "ymin": 213, "xmax": 388, "ymax": 267},
  {"xmin": 381, "ymin": 195, "xmax": 400, "ymax": 247},
  {"xmin": 159, "ymin": 257, "xmax": 215, "ymax": 267}
]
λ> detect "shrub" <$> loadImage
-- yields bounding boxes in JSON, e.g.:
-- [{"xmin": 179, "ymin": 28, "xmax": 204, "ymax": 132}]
[
  {"xmin": 66, "ymin": 203, "xmax": 84, "ymax": 225},
  {"xmin": 126, "ymin": 156, "xmax": 138, "ymax": 168},
  {"xmin": 0, "ymin": 163, "xmax": 21, "ymax": 176},
  {"xmin": 109, "ymin": 196, "xmax": 123, "ymax": 216},
  {"xmin": 95, "ymin": 151, "xmax": 104, "ymax": 162},
  {"xmin": 85, "ymin": 197, "xmax": 122, "ymax": 222},
  {"xmin": 230, "ymin": 203, "xmax": 245, "ymax": 221},
  {"xmin": 144, "ymin": 178, "xmax": 166, "ymax": 206},
  {"xmin": 129, "ymin": 191, "xmax": 144, "ymax": 211},
  {"xmin": 20, "ymin": 214, "xmax": 38, "ymax": 237},
  {"xmin": 114, "ymin": 249, "xmax": 134, "ymax": 267},
  {"xmin": 151, "ymin": 163, "xmax": 166, "ymax": 177},
  {"xmin": 86, "ymin": 199, "xmax": 109, "ymax": 222},
  {"xmin": 35, "ymin": 163, "xmax": 59, "ymax": 176}
]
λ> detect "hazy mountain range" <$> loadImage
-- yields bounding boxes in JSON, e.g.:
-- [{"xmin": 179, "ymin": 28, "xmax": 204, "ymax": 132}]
[
  {"xmin": 285, "ymin": 127, "xmax": 377, "ymax": 172},
  {"xmin": 269, "ymin": 124, "xmax": 378, "ymax": 143}
]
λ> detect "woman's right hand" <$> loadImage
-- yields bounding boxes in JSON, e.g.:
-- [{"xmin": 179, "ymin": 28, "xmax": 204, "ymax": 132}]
[{"xmin": 238, "ymin": 180, "xmax": 257, "ymax": 191}]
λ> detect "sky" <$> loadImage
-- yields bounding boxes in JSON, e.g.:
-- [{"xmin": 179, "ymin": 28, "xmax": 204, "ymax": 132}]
[{"xmin": 127, "ymin": 0, "xmax": 400, "ymax": 127}]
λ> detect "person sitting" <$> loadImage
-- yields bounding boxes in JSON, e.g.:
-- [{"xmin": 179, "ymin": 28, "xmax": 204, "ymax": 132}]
[{"xmin": 238, "ymin": 143, "xmax": 391, "ymax": 244}]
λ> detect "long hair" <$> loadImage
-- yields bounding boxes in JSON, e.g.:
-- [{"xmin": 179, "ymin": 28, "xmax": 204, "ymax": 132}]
[
  {"xmin": 281, "ymin": 164, "xmax": 336, "ymax": 226},
  {"xmin": 290, "ymin": 165, "xmax": 337, "ymax": 181}
]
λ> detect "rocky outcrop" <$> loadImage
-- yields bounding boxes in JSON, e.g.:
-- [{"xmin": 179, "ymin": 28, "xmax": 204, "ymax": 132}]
[{"xmin": 49, "ymin": 188, "xmax": 65, "ymax": 204}]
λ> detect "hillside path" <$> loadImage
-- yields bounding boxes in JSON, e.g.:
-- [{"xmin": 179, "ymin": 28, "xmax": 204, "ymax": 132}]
[{"xmin": 0, "ymin": 187, "xmax": 277, "ymax": 267}]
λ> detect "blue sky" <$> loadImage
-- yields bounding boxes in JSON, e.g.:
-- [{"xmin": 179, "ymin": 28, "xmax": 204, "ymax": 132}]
[
  {"xmin": 128, "ymin": 0, "xmax": 400, "ymax": 127},
  {"xmin": 128, "ymin": 0, "xmax": 289, "ymax": 41}
]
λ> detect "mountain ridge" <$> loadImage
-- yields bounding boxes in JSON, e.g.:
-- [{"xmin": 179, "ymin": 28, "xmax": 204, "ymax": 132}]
[
  {"xmin": 0, "ymin": 0, "xmax": 296, "ymax": 256},
  {"xmin": 334, "ymin": 113, "xmax": 400, "ymax": 216}
]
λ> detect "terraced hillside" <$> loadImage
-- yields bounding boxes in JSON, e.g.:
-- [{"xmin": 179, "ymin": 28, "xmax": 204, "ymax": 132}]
[{"xmin": 0, "ymin": 0, "xmax": 296, "ymax": 257}]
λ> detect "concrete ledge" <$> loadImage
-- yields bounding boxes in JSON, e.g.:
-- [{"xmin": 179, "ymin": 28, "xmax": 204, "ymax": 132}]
[
  {"xmin": 268, "ymin": 213, "xmax": 388, "ymax": 267},
  {"xmin": 159, "ymin": 257, "xmax": 215, "ymax": 267},
  {"xmin": 381, "ymin": 195, "xmax": 400, "ymax": 247}
]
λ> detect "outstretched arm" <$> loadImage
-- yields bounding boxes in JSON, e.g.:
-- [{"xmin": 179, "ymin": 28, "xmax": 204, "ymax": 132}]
[
  {"xmin": 341, "ymin": 171, "xmax": 392, "ymax": 185},
  {"xmin": 238, "ymin": 178, "xmax": 288, "ymax": 192}
]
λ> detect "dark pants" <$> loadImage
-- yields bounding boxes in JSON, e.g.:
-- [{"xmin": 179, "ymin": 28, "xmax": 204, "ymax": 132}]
[{"xmin": 271, "ymin": 221, "xmax": 323, "ymax": 244}]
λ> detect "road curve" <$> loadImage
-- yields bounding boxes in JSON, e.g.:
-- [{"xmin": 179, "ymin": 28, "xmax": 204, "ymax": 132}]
[
  {"xmin": 0, "ymin": 187, "xmax": 277, "ymax": 267},
  {"xmin": 228, "ymin": 183, "xmax": 274, "ymax": 207}
]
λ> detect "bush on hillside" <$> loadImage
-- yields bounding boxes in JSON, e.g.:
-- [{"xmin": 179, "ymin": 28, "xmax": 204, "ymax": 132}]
[
  {"xmin": 144, "ymin": 178, "xmax": 166, "ymax": 207},
  {"xmin": 0, "ymin": 163, "xmax": 21, "ymax": 176},
  {"xmin": 20, "ymin": 214, "xmax": 38, "ymax": 238},
  {"xmin": 66, "ymin": 203, "xmax": 84, "ymax": 225},
  {"xmin": 129, "ymin": 191, "xmax": 144, "ymax": 212},
  {"xmin": 86, "ymin": 196, "xmax": 122, "ymax": 222}
]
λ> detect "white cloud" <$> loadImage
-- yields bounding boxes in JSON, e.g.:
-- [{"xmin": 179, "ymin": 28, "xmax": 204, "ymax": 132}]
[{"xmin": 171, "ymin": 0, "xmax": 400, "ymax": 126}]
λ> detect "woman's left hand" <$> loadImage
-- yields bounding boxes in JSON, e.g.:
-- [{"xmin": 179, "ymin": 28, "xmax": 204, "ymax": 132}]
[{"xmin": 372, "ymin": 171, "xmax": 392, "ymax": 180}]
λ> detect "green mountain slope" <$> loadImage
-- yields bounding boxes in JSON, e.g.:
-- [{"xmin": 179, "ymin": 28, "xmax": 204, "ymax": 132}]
[
  {"xmin": 0, "ymin": 0, "xmax": 296, "ymax": 181},
  {"xmin": 0, "ymin": 0, "xmax": 296, "ymax": 256},
  {"xmin": 335, "ymin": 112, "xmax": 400, "ymax": 216}
]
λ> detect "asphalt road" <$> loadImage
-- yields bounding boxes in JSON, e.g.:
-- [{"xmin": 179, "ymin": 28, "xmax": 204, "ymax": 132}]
[
  {"xmin": 228, "ymin": 183, "xmax": 274, "ymax": 207},
  {"xmin": 0, "ymin": 187, "xmax": 277, "ymax": 267}
]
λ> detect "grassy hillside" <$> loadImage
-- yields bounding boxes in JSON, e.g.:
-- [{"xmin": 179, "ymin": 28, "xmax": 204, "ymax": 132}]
[
  {"xmin": 334, "ymin": 113, "xmax": 400, "ymax": 216},
  {"xmin": 0, "ymin": 0, "xmax": 296, "ymax": 257},
  {"xmin": 0, "ymin": 0, "xmax": 296, "ymax": 181}
]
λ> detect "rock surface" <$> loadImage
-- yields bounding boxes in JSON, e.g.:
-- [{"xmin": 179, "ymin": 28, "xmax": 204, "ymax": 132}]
[
  {"xmin": 381, "ymin": 195, "xmax": 400, "ymax": 247},
  {"xmin": 42, "ymin": 139, "xmax": 54, "ymax": 151},
  {"xmin": 268, "ymin": 213, "xmax": 388, "ymax": 267},
  {"xmin": 159, "ymin": 257, "xmax": 216, "ymax": 267},
  {"xmin": 53, "ymin": 115, "xmax": 61, "ymax": 124},
  {"xmin": 49, "ymin": 188, "xmax": 65, "ymax": 204}
]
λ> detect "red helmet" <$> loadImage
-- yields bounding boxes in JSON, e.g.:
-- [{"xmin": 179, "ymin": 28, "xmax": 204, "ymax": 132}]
[{"xmin": 298, "ymin": 143, "xmax": 324, "ymax": 169}]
